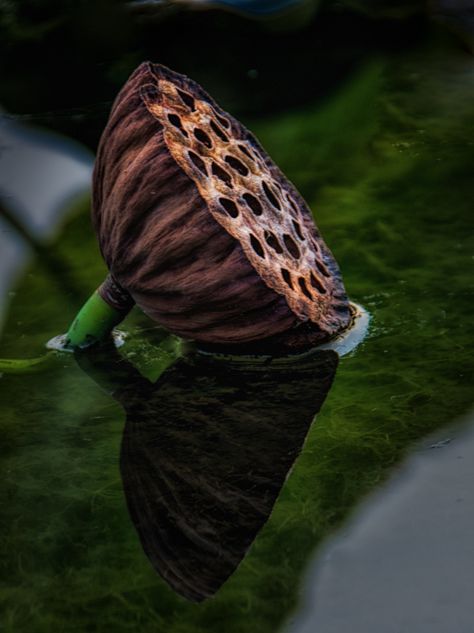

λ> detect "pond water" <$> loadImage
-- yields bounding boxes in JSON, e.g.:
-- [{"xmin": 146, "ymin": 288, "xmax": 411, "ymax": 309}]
[
  {"xmin": 288, "ymin": 412, "xmax": 474, "ymax": 633},
  {"xmin": 0, "ymin": 11, "xmax": 473, "ymax": 633}
]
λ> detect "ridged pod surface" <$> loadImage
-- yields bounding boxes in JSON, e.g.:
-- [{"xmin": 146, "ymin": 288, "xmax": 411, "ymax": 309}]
[{"xmin": 93, "ymin": 62, "xmax": 351, "ymax": 350}]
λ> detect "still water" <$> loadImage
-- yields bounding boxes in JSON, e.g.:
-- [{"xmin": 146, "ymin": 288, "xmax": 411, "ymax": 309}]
[{"xmin": 0, "ymin": 23, "xmax": 473, "ymax": 633}]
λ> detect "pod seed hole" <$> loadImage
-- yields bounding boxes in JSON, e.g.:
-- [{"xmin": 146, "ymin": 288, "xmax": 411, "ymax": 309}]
[
  {"xmin": 283, "ymin": 234, "xmax": 301, "ymax": 259},
  {"xmin": 243, "ymin": 192, "xmax": 263, "ymax": 216},
  {"xmin": 264, "ymin": 231, "xmax": 284, "ymax": 254},
  {"xmin": 262, "ymin": 181, "xmax": 281, "ymax": 210},
  {"xmin": 219, "ymin": 197, "xmax": 239, "ymax": 218},
  {"xmin": 225, "ymin": 155, "xmax": 249, "ymax": 176},
  {"xmin": 188, "ymin": 151, "xmax": 207, "ymax": 175},
  {"xmin": 177, "ymin": 89, "xmax": 196, "ymax": 111},
  {"xmin": 194, "ymin": 127, "xmax": 212, "ymax": 148},
  {"xmin": 238, "ymin": 144, "xmax": 254, "ymax": 160},
  {"xmin": 210, "ymin": 119, "xmax": 229, "ymax": 142},
  {"xmin": 292, "ymin": 221, "xmax": 305, "ymax": 240},
  {"xmin": 250, "ymin": 234, "xmax": 265, "ymax": 258},
  {"xmin": 299, "ymin": 277, "xmax": 313, "ymax": 300},
  {"xmin": 211, "ymin": 162, "xmax": 233, "ymax": 188},
  {"xmin": 215, "ymin": 112, "xmax": 230, "ymax": 129},
  {"xmin": 281, "ymin": 268, "xmax": 293, "ymax": 289},
  {"xmin": 310, "ymin": 272, "xmax": 327, "ymax": 294},
  {"xmin": 168, "ymin": 113, "xmax": 188, "ymax": 136},
  {"xmin": 316, "ymin": 260, "xmax": 330, "ymax": 278}
]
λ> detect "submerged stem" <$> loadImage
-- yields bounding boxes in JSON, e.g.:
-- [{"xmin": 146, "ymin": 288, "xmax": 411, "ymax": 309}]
[
  {"xmin": 0, "ymin": 277, "xmax": 133, "ymax": 373},
  {"xmin": 0, "ymin": 353, "xmax": 57, "ymax": 374}
]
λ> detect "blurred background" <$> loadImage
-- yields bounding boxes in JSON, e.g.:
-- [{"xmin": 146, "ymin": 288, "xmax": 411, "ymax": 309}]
[{"xmin": 1, "ymin": 0, "xmax": 472, "ymax": 149}]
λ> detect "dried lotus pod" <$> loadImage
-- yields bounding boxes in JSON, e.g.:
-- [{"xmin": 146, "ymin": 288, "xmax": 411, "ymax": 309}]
[{"xmin": 70, "ymin": 62, "xmax": 351, "ymax": 352}]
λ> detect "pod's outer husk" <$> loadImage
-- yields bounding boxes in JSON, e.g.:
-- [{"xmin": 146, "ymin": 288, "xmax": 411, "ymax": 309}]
[{"xmin": 92, "ymin": 62, "xmax": 351, "ymax": 349}]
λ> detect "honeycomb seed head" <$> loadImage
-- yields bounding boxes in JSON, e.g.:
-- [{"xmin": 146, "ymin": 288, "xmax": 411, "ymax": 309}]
[
  {"xmin": 140, "ymin": 74, "xmax": 347, "ymax": 325},
  {"xmin": 92, "ymin": 63, "xmax": 351, "ymax": 349}
]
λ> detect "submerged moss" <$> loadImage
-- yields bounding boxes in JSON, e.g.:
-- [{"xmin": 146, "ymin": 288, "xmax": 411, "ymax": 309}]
[{"xmin": 0, "ymin": 36, "xmax": 473, "ymax": 633}]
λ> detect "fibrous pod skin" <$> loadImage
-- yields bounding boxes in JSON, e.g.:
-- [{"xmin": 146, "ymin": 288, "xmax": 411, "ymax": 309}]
[{"xmin": 93, "ymin": 62, "xmax": 351, "ymax": 351}]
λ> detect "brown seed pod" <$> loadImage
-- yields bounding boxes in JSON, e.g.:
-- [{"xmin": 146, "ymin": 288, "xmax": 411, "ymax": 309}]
[{"xmin": 93, "ymin": 62, "xmax": 351, "ymax": 351}]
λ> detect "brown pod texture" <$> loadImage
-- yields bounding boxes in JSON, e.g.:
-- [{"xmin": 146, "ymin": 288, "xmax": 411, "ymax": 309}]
[{"xmin": 93, "ymin": 62, "xmax": 351, "ymax": 351}]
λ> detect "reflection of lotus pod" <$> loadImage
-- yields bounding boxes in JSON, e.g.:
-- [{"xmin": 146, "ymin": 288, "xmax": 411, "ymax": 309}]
[
  {"xmin": 77, "ymin": 345, "xmax": 338, "ymax": 601},
  {"xmin": 93, "ymin": 63, "xmax": 351, "ymax": 350}
]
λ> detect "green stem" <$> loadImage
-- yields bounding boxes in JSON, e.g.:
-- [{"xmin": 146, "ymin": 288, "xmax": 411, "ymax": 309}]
[
  {"xmin": 0, "ymin": 353, "xmax": 57, "ymax": 374},
  {"xmin": 65, "ymin": 290, "xmax": 127, "ymax": 350},
  {"xmin": 0, "ymin": 292, "xmax": 126, "ymax": 374},
  {"xmin": 0, "ymin": 277, "xmax": 133, "ymax": 374}
]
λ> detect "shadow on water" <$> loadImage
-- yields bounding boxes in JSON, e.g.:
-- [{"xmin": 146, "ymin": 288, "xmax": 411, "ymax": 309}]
[{"xmin": 76, "ymin": 343, "xmax": 339, "ymax": 601}]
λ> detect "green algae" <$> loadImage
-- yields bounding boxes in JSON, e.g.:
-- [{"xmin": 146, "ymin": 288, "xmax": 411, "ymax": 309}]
[{"xmin": 0, "ymin": 36, "xmax": 473, "ymax": 633}]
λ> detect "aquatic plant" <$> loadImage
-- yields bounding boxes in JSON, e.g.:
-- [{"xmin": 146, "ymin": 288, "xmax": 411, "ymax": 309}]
[{"xmin": 66, "ymin": 63, "xmax": 351, "ymax": 353}]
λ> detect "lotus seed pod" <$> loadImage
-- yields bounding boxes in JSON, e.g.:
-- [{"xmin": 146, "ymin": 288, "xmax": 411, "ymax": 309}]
[{"xmin": 92, "ymin": 62, "xmax": 351, "ymax": 351}]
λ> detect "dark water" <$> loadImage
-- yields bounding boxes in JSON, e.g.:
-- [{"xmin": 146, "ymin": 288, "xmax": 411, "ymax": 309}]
[
  {"xmin": 289, "ymin": 414, "xmax": 474, "ymax": 633},
  {"xmin": 0, "ymin": 5, "xmax": 473, "ymax": 632}
]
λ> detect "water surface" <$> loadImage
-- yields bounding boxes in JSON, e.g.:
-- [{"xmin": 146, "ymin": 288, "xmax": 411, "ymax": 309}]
[{"xmin": 0, "ymin": 31, "xmax": 473, "ymax": 633}]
